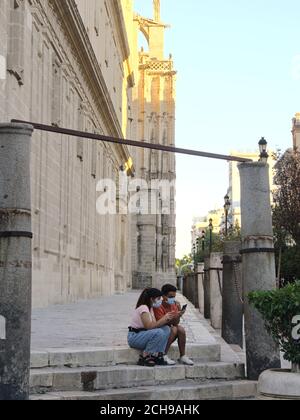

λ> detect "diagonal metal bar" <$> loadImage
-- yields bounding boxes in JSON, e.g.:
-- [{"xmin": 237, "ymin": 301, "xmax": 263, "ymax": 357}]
[{"xmin": 11, "ymin": 119, "xmax": 253, "ymax": 163}]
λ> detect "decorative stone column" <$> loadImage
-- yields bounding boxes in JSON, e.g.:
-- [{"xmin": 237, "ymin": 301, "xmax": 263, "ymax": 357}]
[
  {"xmin": 238, "ymin": 161, "xmax": 281, "ymax": 380},
  {"xmin": 222, "ymin": 241, "xmax": 243, "ymax": 348},
  {"xmin": 0, "ymin": 123, "xmax": 33, "ymax": 400},
  {"xmin": 209, "ymin": 253, "xmax": 223, "ymax": 330}
]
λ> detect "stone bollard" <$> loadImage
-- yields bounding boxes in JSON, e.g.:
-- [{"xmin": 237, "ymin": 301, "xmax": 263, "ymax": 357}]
[
  {"xmin": 193, "ymin": 273, "xmax": 199, "ymax": 309},
  {"xmin": 197, "ymin": 263, "xmax": 205, "ymax": 314},
  {"xmin": 222, "ymin": 241, "xmax": 243, "ymax": 348},
  {"xmin": 209, "ymin": 253, "xmax": 223, "ymax": 330},
  {"xmin": 186, "ymin": 274, "xmax": 191, "ymax": 303},
  {"xmin": 203, "ymin": 256, "xmax": 210, "ymax": 319},
  {"xmin": 182, "ymin": 275, "xmax": 188, "ymax": 300},
  {"xmin": 239, "ymin": 161, "xmax": 281, "ymax": 380},
  {"xmin": 188, "ymin": 274, "xmax": 195, "ymax": 305},
  {"xmin": 0, "ymin": 123, "xmax": 34, "ymax": 400}
]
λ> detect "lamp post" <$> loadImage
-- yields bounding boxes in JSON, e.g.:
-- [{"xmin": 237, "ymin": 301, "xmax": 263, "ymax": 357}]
[
  {"xmin": 196, "ymin": 237, "xmax": 201, "ymax": 255},
  {"xmin": 259, "ymin": 137, "xmax": 269, "ymax": 163},
  {"xmin": 209, "ymin": 218, "xmax": 213, "ymax": 253},
  {"xmin": 224, "ymin": 194, "xmax": 231, "ymax": 237},
  {"xmin": 201, "ymin": 230, "xmax": 206, "ymax": 252}
]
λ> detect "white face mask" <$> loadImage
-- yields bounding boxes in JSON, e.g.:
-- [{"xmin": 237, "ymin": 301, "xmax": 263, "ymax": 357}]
[{"xmin": 152, "ymin": 299, "xmax": 162, "ymax": 309}]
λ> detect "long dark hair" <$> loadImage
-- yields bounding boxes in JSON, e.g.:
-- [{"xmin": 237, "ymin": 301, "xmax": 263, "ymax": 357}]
[{"xmin": 136, "ymin": 288, "xmax": 162, "ymax": 309}]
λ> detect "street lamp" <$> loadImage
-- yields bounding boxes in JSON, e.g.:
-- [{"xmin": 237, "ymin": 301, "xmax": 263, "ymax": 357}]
[
  {"xmin": 224, "ymin": 194, "xmax": 231, "ymax": 237},
  {"xmin": 259, "ymin": 137, "xmax": 269, "ymax": 163},
  {"xmin": 209, "ymin": 218, "xmax": 213, "ymax": 253}
]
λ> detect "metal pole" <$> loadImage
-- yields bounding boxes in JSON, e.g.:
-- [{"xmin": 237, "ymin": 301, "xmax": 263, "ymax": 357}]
[
  {"xmin": 0, "ymin": 123, "xmax": 34, "ymax": 400},
  {"xmin": 11, "ymin": 119, "xmax": 253, "ymax": 164}
]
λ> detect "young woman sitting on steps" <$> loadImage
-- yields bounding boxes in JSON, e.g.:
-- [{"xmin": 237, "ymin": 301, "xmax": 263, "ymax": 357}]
[{"xmin": 128, "ymin": 288, "xmax": 177, "ymax": 367}]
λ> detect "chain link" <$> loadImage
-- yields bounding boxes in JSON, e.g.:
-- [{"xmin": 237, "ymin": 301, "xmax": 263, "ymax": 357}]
[{"xmin": 217, "ymin": 269, "xmax": 223, "ymax": 297}]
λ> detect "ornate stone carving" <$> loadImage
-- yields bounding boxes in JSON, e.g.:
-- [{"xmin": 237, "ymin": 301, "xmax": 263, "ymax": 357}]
[{"xmin": 153, "ymin": 0, "xmax": 160, "ymax": 22}]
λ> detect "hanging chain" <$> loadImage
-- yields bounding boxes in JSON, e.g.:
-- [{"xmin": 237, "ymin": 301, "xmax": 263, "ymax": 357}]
[
  {"xmin": 217, "ymin": 269, "xmax": 223, "ymax": 297},
  {"xmin": 233, "ymin": 259, "xmax": 244, "ymax": 304}
]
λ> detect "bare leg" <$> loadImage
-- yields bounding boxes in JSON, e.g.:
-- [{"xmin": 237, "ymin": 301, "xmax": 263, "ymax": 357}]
[
  {"xmin": 165, "ymin": 326, "xmax": 178, "ymax": 354},
  {"xmin": 177, "ymin": 325, "xmax": 186, "ymax": 358}
]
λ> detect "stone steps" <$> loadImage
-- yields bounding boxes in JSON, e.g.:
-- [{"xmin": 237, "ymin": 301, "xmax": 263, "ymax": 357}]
[
  {"xmin": 30, "ymin": 362, "xmax": 245, "ymax": 394},
  {"xmin": 31, "ymin": 343, "xmax": 220, "ymax": 369},
  {"xmin": 30, "ymin": 380, "xmax": 257, "ymax": 401}
]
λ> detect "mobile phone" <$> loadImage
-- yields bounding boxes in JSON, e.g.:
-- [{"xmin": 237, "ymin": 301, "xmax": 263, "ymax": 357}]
[{"xmin": 181, "ymin": 304, "xmax": 187, "ymax": 312}]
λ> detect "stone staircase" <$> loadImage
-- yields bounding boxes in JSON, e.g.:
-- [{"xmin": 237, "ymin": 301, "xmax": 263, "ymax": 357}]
[{"xmin": 30, "ymin": 344, "xmax": 257, "ymax": 400}]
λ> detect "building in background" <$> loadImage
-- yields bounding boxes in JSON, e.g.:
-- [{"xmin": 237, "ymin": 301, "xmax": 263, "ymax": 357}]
[
  {"xmin": 130, "ymin": 1, "xmax": 177, "ymax": 289},
  {"xmin": 0, "ymin": 0, "xmax": 176, "ymax": 307},
  {"xmin": 191, "ymin": 208, "xmax": 223, "ymax": 252}
]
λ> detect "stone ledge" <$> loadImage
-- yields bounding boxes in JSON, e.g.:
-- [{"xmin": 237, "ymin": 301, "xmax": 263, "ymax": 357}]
[
  {"xmin": 30, "ymin": 362, "xmax": 245, "ymax": 393},
  {"xmin": 31, "ymin": 343, "xmax": 221, "ymax": 369},
  {"xmin": 30, "ymin": 380, "xmax": 257, "ymax": 401}
]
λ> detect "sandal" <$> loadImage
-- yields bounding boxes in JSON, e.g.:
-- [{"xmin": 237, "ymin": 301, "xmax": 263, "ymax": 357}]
[{"xmin": 138, "ymin": 354, "xmax": 156, "ymax": 367}]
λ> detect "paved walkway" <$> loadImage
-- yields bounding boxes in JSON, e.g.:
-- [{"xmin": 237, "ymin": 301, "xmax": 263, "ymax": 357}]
[{"xmin": 31, "ymin": 291, "xmax": 241, "ymax": 364}]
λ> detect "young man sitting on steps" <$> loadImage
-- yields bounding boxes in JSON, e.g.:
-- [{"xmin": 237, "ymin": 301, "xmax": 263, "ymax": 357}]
[{"xmin": 153, "ymin": 284, "xmax": 194, "ymax": 366}]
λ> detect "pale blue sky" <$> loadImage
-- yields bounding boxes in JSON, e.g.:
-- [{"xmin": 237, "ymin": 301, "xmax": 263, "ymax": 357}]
[{"xmin": 135, "ymin": 0, "xmax": 300, "ymax": 257}]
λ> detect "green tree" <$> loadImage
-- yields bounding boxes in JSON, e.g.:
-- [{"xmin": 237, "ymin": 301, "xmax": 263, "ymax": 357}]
[
  {"xmin": 272, "ymin": 149, "xmax": 300, "ymax": 284},
  {"xmin": 273, "ymin": 149, "xmax": 300, "ymax": 246},
  {"xmin": 176, "ymin": 255, "xmax": 193, "ymax": 275}
]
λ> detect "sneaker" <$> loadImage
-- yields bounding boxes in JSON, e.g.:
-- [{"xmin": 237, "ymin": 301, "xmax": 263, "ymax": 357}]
[
  {"xmin": 154, "ymin": 353, "xmax": 168, "ymax": 366},
  {"xmin": 178, "ymin": 355, "xmax": 194, "ymax": 366},
  {"xmin": 163, "ymin": 355, "xmax": 176, "ymax": 365}
]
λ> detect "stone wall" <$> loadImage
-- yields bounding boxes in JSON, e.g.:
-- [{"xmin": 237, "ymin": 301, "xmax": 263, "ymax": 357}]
[
  {"xmin": 0, "ymin": 0, "xmax": 134, "ymax": 307},
  {"xmin": 0, "ymin": 0, "xmax": 177, "ymax": 306}
]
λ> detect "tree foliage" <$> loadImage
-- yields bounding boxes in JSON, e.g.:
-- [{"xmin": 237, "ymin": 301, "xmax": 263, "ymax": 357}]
[
  {"xmin": 249, "ymin": 282, "xmax": 300, "ymax": 365},
  {"xmin": 272, "ymin": 150, "xmax": 300, "ymax": 284},
  {"xmin": 175, "ymin": 255, "xmax": 193, "ymax": 275},
  {"xmin": 273, "ymin": 150, "xmax": 300, "ymax": 246}
]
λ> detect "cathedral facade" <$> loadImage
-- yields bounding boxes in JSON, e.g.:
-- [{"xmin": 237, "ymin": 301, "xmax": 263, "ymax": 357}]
[{"xmin": 0, "ymin": 0, "xmax": 176, "ymax": 307}]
